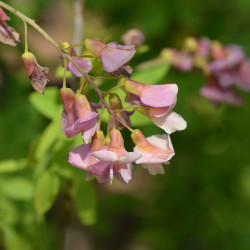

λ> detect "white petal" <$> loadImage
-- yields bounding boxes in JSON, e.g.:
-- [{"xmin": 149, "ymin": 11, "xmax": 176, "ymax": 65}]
[
  {"xmin": 142, "ymin": 163, "xmax": 165, "ymax": 175},
  {"xmin": 120, "ymin": 164, "xmax": 133, "ymax": 183},
  {"xmin": 91, "ymin": 150, "xmax": 118, "ymax": 163},
  {"xmin": 118, "ymin": 152, "xmax": 142, "ymax": 164},
  {"xmin": 109, "ymin": 167, "xmax": 114, "ymax": 185},
  {"xmin": 150, "ymin": 111, "xmax": 187, "ymax": 134}
]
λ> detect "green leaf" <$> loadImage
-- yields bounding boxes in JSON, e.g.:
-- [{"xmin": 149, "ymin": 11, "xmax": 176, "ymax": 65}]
[
  {"xmin": 34, "ymin": 171, "xmax": 60, "ymax": 215},
  {"xmin": 132, "ymin": 59, "xmax": 170, "ymax": 84},
  {"xmin": 2, "ymin": 177, "xmax": 33, "ymax": 201},
  {"xmin": 0, "ymin": 159, "xmax": 27, "ymax": 173},
  {"xmin": 3, "ymin": 227, "xmax": 33, "ymax": 250},
  {"xmin": 35, "ymin": 119, "xmax": 61, "ymax": 159},
  {"xmin": 29, "ymin": 87, "xmax": 62, "ymax": 119},
  {"xmin": 0, "ymin": 198, "xmax": 19, "ymax": 226},
  {"xmin": 74, "ymin": 181, "xmax": 97, "ymax": 226}
]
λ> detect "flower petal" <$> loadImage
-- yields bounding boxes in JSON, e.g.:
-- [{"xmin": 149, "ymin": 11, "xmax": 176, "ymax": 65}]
[
  {"xmin": 69, "ymin": 144, "xmax": 91, "ymax": 170},
  {"xmin": 150, "ymin": 111, "xmax": 187, "ymax": 134},
  {"xmin": 100, "ymin": 46, "xmax": 136, "ymax": 72},
  {"xmin": 91, "ymin": 150, "xmax": 118, "ymax": 163},
  {"xmin": 118, "ymin": 152, "xmax": 142, "ymax": 164},
  {"xmin": 68, "ymin": 58, "xmax": 92, "ymax": 77},
  {"xmin": 142, "ymin": 163, "xmax": 165, "ymax": 175},
  {"xmin": 140, "ymin": 84, "xmax": 178, "ymax": 107}
]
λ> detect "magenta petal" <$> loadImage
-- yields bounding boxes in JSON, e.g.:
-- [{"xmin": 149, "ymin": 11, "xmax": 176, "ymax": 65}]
[
  {"xmin": 140, "ymin": 84, "xmax": 178, "ymax": 107},
  {"xmin": 68, "ymin": 58, "xmax": 92, "ymax": 77},
  {"xmin": 237, "ymin": 60, "xmax": 250, "ymax": 91},
  {"xmin": 69, "ymin": 144, "xmax": 91, "ymax": 169},
  {"xmin": 100, "ymin": 46, "xmax": 136, "ymax": 72}
]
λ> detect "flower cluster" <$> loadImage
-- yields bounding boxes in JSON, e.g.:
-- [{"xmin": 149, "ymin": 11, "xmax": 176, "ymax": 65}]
[
  {"xmin": 61, "ymin": 38, "xmax": 187, "ymax": 185},
  {"xmin": 0, "ymin": 5, "xmax": 186, "ymax": 185},
  {"xmin": 161, "ymin": 37, "xmax": 250, "ymax": 106}
]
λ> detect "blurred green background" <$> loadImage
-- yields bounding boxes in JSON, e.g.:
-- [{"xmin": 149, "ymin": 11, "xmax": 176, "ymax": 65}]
[{"xmin": 1, "ymin": 0, "xmax": 250, "ymax": 249}]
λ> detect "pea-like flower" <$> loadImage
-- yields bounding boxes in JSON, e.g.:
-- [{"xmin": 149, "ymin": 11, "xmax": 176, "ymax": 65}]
[
  {"xmin": 0, "ymin": 7, "xmax": 19, "ymax": 46},
  {"xmin": 91, "ymin": 129, "xmax": 142, "ymax": 184},
  {"xmin": 122, "ymin": 78, "xmax": 187, "ymax": 134},
  {"xmin": 85, "ymin": 39, "xmax": 136, "ymax": 75},
  {"xmin": 69, "ymin": 131, "xmax": 110, "ymax": 183},
  {"xmin": 131, "ymin": 129, "xmax": 175, "ymax": 175},
  {"xmin": 60, "ymin": 88, "xmax": 99, "ymax": 143},
  {"xmin": 121, "ymin": 29, "xmax": 145, "ymax": 47}
]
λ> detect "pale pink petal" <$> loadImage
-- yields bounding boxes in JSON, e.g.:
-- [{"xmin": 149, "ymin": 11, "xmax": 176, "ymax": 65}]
[
  {"xmin": 100, "ymin": 46, "xmax": 136, "ymax": 72},
  {"xmin": 147, "ymin": 134, "xmax": 175, "ymax": 159},
  {"xmin": 142, "ymin": 163, "xmax": 165, "ymax": 175},
  {"xmin": 68, "ymin": 58, "xmax": 92, "ymax": 77},
  {"xmin": 82, "ymin": 119, "xmax": 98, "ymax": 144},
  {"xmin": 150, "ymin": 111, "xmax": 187, "ymax": 134},
  {"xmin": 109, "ymin": 167, "xmax": 114, "ymax": 185},
  {"xmin": 90, "ymin": 161, "xmax": 110, "ymax": 175},
  {"xmin": 69, "ymin": 144, "xmax": 91, "ymax": 170},
  {"xmin": 140, "ymin": 84, "xmax": 178, "ymax": 107},
  {"xmin": 118, "ymin": 152, "xmax": 142, "ymax": 164},
  {"xmin": 92, "ymin": 151, "xmax": 118, "ymax": 163},
  {"xmin": 119, "ymin": 164, "xmax": 133, "ymax": 183}
]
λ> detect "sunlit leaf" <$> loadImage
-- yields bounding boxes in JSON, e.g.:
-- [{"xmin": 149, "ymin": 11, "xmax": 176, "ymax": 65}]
[
  {"xmin": 74, "ymin": 181, "xmax": 97, "ymax": 226},
  {"xmin": 29, "ymin": 87, "xmax": 62, "ymax": 119},
  {"xmin": 34, "ymin": 171, "xmax": 60, "ymax": 215},
  {"xmin": 2, "ymin": 177, "xmax": 33, "ymax": 201},
  {"xmin": 0, "ymin": 159, "xmax": 27, "ymax": 173}
]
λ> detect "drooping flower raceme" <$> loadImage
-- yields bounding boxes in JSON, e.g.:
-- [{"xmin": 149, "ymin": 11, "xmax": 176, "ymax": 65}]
[{"xmin": 122, "ymin": 78, "xmax": 187, "ymax": 134}]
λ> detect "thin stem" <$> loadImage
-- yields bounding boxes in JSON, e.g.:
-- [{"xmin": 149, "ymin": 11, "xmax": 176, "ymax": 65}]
[
  {"xmin": 62, "ymin": 57, "xmax": 67, "ymax": 88},
  {"xmin": 23, "ymin": 21, "xmax": 28, "ymax": 53},
  {"xmin": 114, "ymin": 116, "xmax": 134, "ymax": 132},
  {"xmin": 114, "ymin": 105, "xmax": 138, "ymax": 113},
  {"xmin": 63, "ymin": 42, "xmax": 85, "ymax": 51},
  {"xmin": 98, "ymin": 104, "xmax": 105, "ymax": 130},
  {"xmin": 104, "ymin": 84, "xmax": 123, "ymax": 97}
]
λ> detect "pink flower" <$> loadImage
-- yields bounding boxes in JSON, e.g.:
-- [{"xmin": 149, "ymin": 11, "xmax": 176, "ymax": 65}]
[
  {"xmin": 69, "ymin": 131, "xmax": 111, "ymax": 183},
  {"xmin": 0, "ymin": 7, "xmax": 20, "ymax": 46},
  {"xmin": 200, "ymin": 76, "xmax": 244, "ymax": 106},
  {"xmin": 131, "ymin": 129, "xmax": 175, "ymax": 175},
  {"xmin": 237, "ymin": 60, "xmax": 250, "ymax": 91},
  {"xmin": 122, "ymin": 78, "xmax": 187, "ymax": 134},
  {"xmin": 61, "ymin": 42, "xmax": 92, "ymax": 77},
  {"xmin": 22, "ymin": 52, "xmax": 49, "ymax": 94},
  {"xmin": 209, "ymin": 45, "xmax": 245, "ymax": 73},
  {"xmin": 60, "ymin": 88, "xmax": 99, "ymax": 143},
  {"xmin": 91, "ymin": 129, "xmax": 142, "ymax": 184},
  {"xmin": 85, "ymin": 39, "xmax": 136, "ymax": 75}
]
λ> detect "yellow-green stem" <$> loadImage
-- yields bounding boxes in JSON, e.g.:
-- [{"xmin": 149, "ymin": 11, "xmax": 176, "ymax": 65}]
[{"xmin": 24, "ymin": 21, "xmax": 28, "ymax": 53}]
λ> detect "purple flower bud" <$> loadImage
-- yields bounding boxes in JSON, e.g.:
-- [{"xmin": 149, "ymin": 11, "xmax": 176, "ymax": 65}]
[{"xmin": 121, "ymin": 29, "xmax": 145, "ymax": 47}]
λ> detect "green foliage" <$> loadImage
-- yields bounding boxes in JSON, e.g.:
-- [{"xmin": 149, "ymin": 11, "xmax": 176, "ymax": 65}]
[
  {"xmin": 74, "ymin": 181, "xmax": 97, "ymax": 226},
  {"xmin": 34, "ymin": 171, "xmax": 60, "ymax": 215}
]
